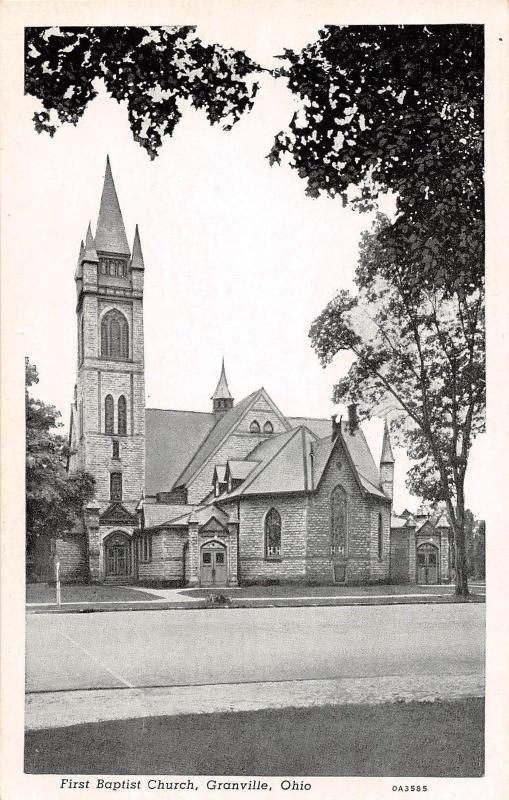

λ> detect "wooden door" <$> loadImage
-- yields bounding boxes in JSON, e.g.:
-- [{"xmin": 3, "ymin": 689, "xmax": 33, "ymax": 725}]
[
  {"xmin": 200, "ymin": 543, "xmax": 227, "ymax": 586},
  {"xmin": 105, "ymin": 532, "xmax": 130, "ymax": 577},
  {"xmin": 417, "ymin": 544, "xmax": 439, "ymax": 584}
]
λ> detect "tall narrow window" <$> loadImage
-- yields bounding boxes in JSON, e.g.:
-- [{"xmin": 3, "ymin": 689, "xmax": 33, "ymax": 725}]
[
  {"xmin": 79, "ymin": 400, "xmax": 84, "ymax": 438},
  {"xmin": 250, "ymin": 420, "xmax": 261, "ymax": 433},
  {"xmin": 110, "ymin": 472, "xmax": 122, "ymax": 501},
  {"xmin": 112, "ymin": 440, "xmax": 120, "ymax": 460},
  {"xmin": 265, "ymin": 508, "xmax": 282, "ymax": 558},
  {"xmin": 80, "ymin": 315, "xmax": 85, "ymax": 362},
  {"xmin": 101, "ymin": 310, "xmax": 129, "ymax": 360},
  {"xmin": 263, "ymin": 421, "xmax": 274, "ymax": 434},
  {"xmin": 118, "ymin": 395, "xmax": 127, "ymax": 435},
  {"xmin": 378, "ymin": 512, "xmax": 383, "ymax": 559},
  {"xmin": 105, "ymin": 394, "xmax": 114, "ymax": 435},
  {"xmin": 331, "ymin": 485, "xmax": 347, "ymax": 558}
]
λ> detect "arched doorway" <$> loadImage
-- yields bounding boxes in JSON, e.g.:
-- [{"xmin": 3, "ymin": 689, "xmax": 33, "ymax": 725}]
[
  {"xmin": 104, "ymin": 531, "xmax": 131, "ymax": 577},
  {"xmin": 417, "ymin": 543, "xmax": 439, "ymax": 584},
  {"xmin": 200, "ymin": 540, "xmax": 227, "ymax": 587}
]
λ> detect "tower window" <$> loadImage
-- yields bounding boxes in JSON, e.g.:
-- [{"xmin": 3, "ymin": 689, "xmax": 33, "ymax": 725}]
[
  {"xmin": 105, "ymin": 395, "xmax": 114, "ymax": 435},
  {"xmin": 118, "ymin": 395, "xmax": 127, "ymax": 436},
  {"xmin": 250, "ymin": 420, "xmax": 261, "ymax": 433},
  {"xmin": 112, "ymin": 440, "xmax": 120, "ymax": 460},
  {"xmin": 263, "ymin": 421, "xmax": 274, "ymax": 434},
  {"xmin": 79, "ymin": 400, "xmax": 84, "ymax": 438},
  {"xmin": 265, "ymin": 508, "xmax": 282, "ymax": 558},
  {"xmin": 101, "ymin": 310, "xmax": 129, "ymax": 360},
  {"xmin": 378, "ymin": 512, "xmax": 384, "ymax": 560},
  {"xmin": 110, "ymin": 472, "xmax": 122, "ymax": 501}
]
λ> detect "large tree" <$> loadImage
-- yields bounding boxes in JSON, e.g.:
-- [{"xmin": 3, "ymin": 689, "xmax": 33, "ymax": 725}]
[
  {"xmin": 26, "ymin": 359, "xmax": 95, "ymax": 574},
  {"xmin": 309, "ymin": 215, "xmax": 484, "ymax": 596}
]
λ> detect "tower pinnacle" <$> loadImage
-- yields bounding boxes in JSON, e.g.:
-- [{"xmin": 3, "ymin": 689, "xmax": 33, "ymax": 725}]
[
  {"xmin": 131, "ymin": 225, "xmax": 145, "ymax": 270},
  {"xmin": 380, "ymin": 419, "xmax": 395, "ymax": 464},
  {"xmin": 94, "ymin": 156, "xmax": 130, "ymax": 256}
]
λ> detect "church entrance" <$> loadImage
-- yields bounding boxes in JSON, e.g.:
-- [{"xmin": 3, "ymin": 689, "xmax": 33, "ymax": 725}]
[
  {"xmin": 417, "ymin": 543, "xmax": 439, "ymax": 584},
  {"xmin": 200, "ymin": 541, "xmax": 227, "ymax": 586},
  {"xmin": 104, "ymin": 531, "xmax": 131, "ymax": 577}
]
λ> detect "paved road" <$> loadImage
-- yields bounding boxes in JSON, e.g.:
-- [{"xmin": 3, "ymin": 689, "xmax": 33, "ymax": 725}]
[{"xmin": 26, "ymin": 604, "xmax": 485, "ymax": 694}]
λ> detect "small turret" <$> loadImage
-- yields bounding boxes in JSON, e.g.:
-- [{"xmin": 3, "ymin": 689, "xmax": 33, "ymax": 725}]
[
  {"xmin": 380, "ymin": 419, "xmax": 395, "ymax": 501},
  {"xmin": 211, "ymin": 359, "xmax": 234, "ymax": 419}
]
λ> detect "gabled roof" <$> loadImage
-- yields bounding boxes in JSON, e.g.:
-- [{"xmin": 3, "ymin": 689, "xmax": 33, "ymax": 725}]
[
  {"xmin": 172, "ymin": 389, "xmax": 261, "ymax": 489},
  {"xmin": 211, "ymin": 359, "xmax": 232, "ymax": 400},
  {"xmin": 224, "ymin": 427, "xmax": 317, "ymax": 498},
  {"xmin": 212, "ymin": 464, "xmax": 227, "ymax": 484},
  {"xmin": 145, "ymin": 408, "xmax": 215, "ymax": 496},
  {"xmin": 94, "ymin": 156, "xmax": 130, "ymax": 256},
  {"xmin": 288, "ymin": 416, "xmax": 331, "ymax": 439},
  {"xmin": 339, "ymin": 420, "xmax": 384, "ymax": 495},
  {"xmin": 164, "ymin": 503, "xmax": 230, "ymax": 529},
  {"xmin": 225, "ymin": 460, "xmax": 259, "ymax": 481}
]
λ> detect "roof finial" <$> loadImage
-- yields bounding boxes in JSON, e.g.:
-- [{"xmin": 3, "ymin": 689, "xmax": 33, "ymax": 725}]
[{"xmin": 380, "ymin": 419, "xmax": 395, "ymax": 464}]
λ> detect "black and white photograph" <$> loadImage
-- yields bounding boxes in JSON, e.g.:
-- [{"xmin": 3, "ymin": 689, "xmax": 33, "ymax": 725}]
[{"xmin": 1, "ymin": 1, "xmax": 508, "ymax": 798}]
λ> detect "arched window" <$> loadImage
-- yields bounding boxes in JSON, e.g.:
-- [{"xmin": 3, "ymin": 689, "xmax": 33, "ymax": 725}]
[
  {"xmin": 118, "ymin": 395, "xmax": 127, "ymax": 436},
  {"xmin": 250, "ymin": 420, "xmax": 261, "ymax": 433},
  {"xmin": 263, "ymin": 421, "xmax": 274, "ymax": 434},
  {"xmin": 110, "ymin": 472, "xmax": 122, "ymax": 501},
  {"xmin": 265, "ymin": 508, "xmax": 281, "ymax": 558},
  {"xmin": 101, "ymin": 310, "xmax": 129, "ymax": 360},
  {"xmin": 105, "ymin": 394, "xmax": 114, "ymax": 435},
  {"xmin": 331, "ymin": 485, "xmax": 347, "ymax": 558},
  {"xmin": 378, "ymin": 512, "xmax": 383, "ymax": 559}
]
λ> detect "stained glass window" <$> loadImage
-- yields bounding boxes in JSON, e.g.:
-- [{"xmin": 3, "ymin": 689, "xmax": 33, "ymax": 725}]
[
  {"xmin": 331, "ymin": 485, "xmax": 347, "ymax": 558},
  {"xmin": 101, "ymin": 310, "xmax": 129, "ymax": 360},
  {"xmin": 265, "ymin": 508, "xmax": 281, "ymax": 558}
]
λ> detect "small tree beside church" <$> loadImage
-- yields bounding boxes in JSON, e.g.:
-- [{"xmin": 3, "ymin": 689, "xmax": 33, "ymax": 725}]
[{"xmin": 26, "ymin": 359, "xmax": 95, "ymax": 580}]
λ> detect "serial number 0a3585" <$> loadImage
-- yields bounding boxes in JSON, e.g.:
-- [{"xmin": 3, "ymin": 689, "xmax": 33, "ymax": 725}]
[{"xmin": 392, "ymin": 787, "xmax": 428, "ymax": 792}]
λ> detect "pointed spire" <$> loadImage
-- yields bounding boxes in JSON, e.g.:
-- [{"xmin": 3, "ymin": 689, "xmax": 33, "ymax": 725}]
[
  {"xmin": 94, "ymin": 156, "xmax": 130, "ymax": 256},
  {"xmin": 74, "ymin": 239, "xmax": 85, "ymax": 279},
  {"xmin": 211, "ymin": 358, "xmax": 233, "ymax": 401},
  {"xmin": 130, "ymin": 224, "xmax": 145, "ymax": 270},
  {"xmin": 83, "ymin": 223, "xmax": 98, "ymax": 263},
  {"xmin": 380, "ymin": 420, "xmax": 395, "ymax": 464}
]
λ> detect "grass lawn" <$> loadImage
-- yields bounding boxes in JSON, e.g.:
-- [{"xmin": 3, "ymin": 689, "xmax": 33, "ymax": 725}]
[
  {"xmin": 25, "ymin": 698, "xmax": 484, "ymax": 776},
  {"xmin": 182, "ymin": 583, "xmax": 483, "ymax": 598},
  {"xmin": 26, "ymin": 584, "xmax": 162, "ymax": 604}
]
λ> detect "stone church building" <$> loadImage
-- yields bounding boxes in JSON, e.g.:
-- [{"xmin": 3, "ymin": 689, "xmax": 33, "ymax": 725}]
[{"xmin": 60, "ymin": 159, "xmax": 451, "ymax": 587}]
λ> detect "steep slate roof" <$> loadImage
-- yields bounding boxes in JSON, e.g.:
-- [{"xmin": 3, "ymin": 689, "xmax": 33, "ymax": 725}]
[
  {"xmin": 288, "ymin": 416, "xmax": 331, "ymax": 438},
  {"xmin": 145, "ymin": 408, "xmax": 215, "ymax": 496},
  {"xmin": 94, "ymin": 156, "xmax": 131, "ymax": 256},
  {"xmin": 172, "ymin": 389, "xmax": 260, "ymax": 489},
  {"xmin": 226, "ymin": 460, "xmax": 259, "ymax": 481}
]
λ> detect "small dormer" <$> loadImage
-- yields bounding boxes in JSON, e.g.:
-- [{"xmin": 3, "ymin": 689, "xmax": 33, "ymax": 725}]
[{"xmin": 212, "ymin": 464, "xmax": 227, "ymax": 497}]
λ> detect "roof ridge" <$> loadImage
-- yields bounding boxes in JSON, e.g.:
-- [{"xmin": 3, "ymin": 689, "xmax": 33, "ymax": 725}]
[{"xmin": 146, "ymin": 407, "xmax": 214, "ymax": 415}]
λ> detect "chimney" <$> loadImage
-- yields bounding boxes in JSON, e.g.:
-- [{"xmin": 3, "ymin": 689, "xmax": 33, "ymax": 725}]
[
  {"xmin": 331, "ymin": 415, "xmax": 341, "ymax": 439},
  {"xmin": 348, "ymin": 403, "xmax": 358, "ymax": 433}
]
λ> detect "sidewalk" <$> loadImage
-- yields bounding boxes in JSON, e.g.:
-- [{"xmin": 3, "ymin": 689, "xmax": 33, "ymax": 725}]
[{"xmin": 26, "ymin": 581, "xmax": 485, "ymax": 613}]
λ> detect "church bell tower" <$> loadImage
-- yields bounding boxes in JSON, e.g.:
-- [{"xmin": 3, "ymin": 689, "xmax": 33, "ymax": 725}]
[{"xmin": 69, "ymin": 157, "xmax": 145, "ymax": 580}]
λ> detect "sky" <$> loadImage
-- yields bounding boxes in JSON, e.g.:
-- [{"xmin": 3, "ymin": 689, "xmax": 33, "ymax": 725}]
[{"xmin": 10, "ymin": 20, "xmax": 487, "ymax": 516}]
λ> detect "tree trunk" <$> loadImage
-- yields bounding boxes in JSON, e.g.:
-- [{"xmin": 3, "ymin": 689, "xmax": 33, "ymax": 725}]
[{"xmin": 453, "ymin": 481, "xmax": 469, "ymax": 597}]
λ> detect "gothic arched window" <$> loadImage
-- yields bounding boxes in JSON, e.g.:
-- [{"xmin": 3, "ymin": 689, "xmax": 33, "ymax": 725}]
[
  {"xmin": 263, "ymin": 421, "xmax": 274, "ymax": 434},
  {"xmin": 101, "ymin": 310, "xmax": 129, "ymax": 360},
  {"xmin": 118, "ymin": 395, "xmax": 127, "ymax": 436},
  {"xmin": 331, "ymin": 485, "xmax": 347, "ymax": 558},
  {"xmin": 110, "ymin": 472, "xmax": 122, "ymax": 501},
  {"xmin": 250, "ymin": 420, "xmax": 261, "ymax": 433},
  {"xmin": 265, "ymin": 508, "xmax": 282, "ymax": 558},
  {"xmin": 105, "ymin": 394, "xmax": 114, "ymax": 435},
  {"xmin": 378, "ymin": 512, "xmax": 384, "ymax": 560}
]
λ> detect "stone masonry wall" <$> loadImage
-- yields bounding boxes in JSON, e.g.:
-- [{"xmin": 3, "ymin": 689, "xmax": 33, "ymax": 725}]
[
  {"xmin": 55, "ymin": 536, "xmax": 88, "ymax": 582},
  {"xmin": 305, "ymin": 436, "xmax": 371, "ymax": 584},
  {"xmin": 238, "ymin": 495, "xmax": 307, "ymax": 583},
  {"xmin": 137, "ymin": 530, "xmax": 186, "ymax": 582}
]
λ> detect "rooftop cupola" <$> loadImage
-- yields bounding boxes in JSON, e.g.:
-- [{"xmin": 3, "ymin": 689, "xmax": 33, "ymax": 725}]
[
  {"xmin": 211, "ymin": 359, "xmax": 234, "ymax": 419},
  {"xmin": 94, "ymin": 156, "xmax": 130, "ymax": 257}
]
